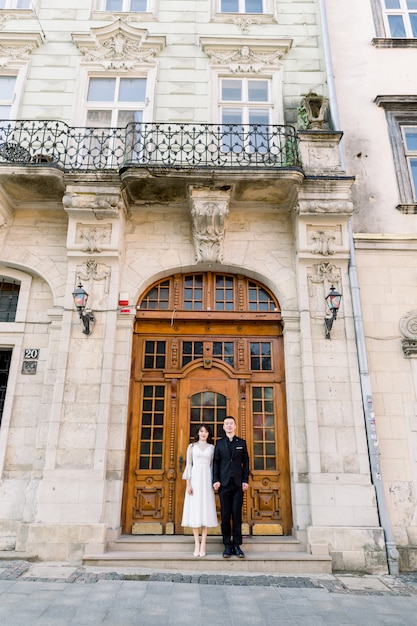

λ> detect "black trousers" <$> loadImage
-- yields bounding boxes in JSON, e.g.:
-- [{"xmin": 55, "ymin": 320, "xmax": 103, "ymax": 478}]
[{"xmin": 219, "ymin": 480, "xmax": 243, "ymax": 547}]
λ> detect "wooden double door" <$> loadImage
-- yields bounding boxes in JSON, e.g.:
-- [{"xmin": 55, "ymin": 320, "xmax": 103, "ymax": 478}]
[{"xmin": 122, "ymin": 317, "xmax": 292, "ymax": 536}]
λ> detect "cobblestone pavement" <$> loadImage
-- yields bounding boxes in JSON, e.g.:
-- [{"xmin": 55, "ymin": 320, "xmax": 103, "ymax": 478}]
[
  {"xmin": 1, "ymin": 560, "xmax": 417, "ymax": 625},
  {"xmin": 1, "ymin": 559, "xmax": 417, "ymax": 593}
]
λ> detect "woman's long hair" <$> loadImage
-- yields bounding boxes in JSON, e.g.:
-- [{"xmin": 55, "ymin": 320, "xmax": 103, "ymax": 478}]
[{"xmin": 193, "ymin": 423, "xmax": 213, "ymax": 444}]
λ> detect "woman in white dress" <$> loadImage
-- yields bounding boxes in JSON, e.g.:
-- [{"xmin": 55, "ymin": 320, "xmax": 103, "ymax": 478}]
[{"xmin": 181, "ymin": 424, "xmax": 218, "ymax": 557}]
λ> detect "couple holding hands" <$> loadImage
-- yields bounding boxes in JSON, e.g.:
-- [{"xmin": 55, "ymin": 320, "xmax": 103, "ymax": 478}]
[{"xmin": 181, "ymin": 416, "xmax": 249, "ymax": 559}]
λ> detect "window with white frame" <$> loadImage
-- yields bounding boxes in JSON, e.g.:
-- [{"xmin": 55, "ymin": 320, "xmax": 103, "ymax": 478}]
[
  {"xmin": 0, "ymin": 76, "xmax": 16, "ymax": 119},
  {"xmin": 402, "ymin": 126, "xmax": 417, "ymax": 199},
  {"xmin": 381, "ymin": 0, "xmax": 417, "ymax": 37},
  {"xmin": 100, "ymin": 0, "xmax": 148, "ymax": 10},
  {"xmin": 219, "ymin": 0, "xmax": 264, "ymax": 13},
  {"xmin": 86, "ymin": 76, "xmax": 147, "ymax": 127},
  {"xmin": 0, "ymin": 0, "xmax": 31, "ymax": 8},
  {"xmin": 375, "ymin": 96, "xmax": 417, "ymax": 210},
  {"xmin": 220, "ymin": 77, "xmax": 272, "ymax": 152},
  {"xmin": 221, "ymin": 77, "xmax": 271, "ymax": 124}
]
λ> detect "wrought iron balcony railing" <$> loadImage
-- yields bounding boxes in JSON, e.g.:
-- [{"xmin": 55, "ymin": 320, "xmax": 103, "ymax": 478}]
[{"xmin": 0, "ymin": 120, "xmax": 301, "ymax": 172}]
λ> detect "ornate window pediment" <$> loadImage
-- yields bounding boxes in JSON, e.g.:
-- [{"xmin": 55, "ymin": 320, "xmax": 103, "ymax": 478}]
[
  {"xmin": 72, "ymin": 19, "xmax": 165, "ymax": 70},
  {"xmin": 0, "ymin": 31, "xmax": 43, "ymax": 67},
  {"xmin": 200, "ymin": 37, "xmax": 292, "ymax": 73}
]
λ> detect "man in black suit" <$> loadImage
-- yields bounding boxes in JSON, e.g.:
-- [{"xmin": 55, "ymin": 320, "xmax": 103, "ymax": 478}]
[{"xmin": 213, "ymin": 415, "xmax": 249, "ymax": 558}]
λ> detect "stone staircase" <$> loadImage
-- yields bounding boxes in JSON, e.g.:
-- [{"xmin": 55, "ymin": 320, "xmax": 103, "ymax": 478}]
[{"xmin": 83, "ymin": 535, "xmax": 332, "ymax": 574}]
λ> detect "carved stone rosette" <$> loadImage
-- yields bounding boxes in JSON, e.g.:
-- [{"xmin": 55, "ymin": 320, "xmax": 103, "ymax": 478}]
[
  {"xmin": 400, "ymin": 310, "xmax": 417, "ymax": 357},
  {"xmin": 189, "ymin": 188, "xmax": 231, "ymax": 264}
]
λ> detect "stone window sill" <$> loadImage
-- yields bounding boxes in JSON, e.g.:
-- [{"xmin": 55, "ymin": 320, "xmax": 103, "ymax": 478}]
[{"xmin": 372, "ymin": 37, "xmax": 417, "ymax": 48}]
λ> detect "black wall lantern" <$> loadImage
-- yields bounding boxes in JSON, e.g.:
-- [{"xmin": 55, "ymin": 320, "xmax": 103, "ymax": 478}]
[
  {"xmin": 324, "ymin": 285, "xmax": 342, "ymax": 339},
  {"xmin": 72, "ymin": 282, "xmax": 95, "ymax": 336}
]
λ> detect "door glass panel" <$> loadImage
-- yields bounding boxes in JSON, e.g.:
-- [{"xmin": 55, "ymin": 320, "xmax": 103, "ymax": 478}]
[
  {"xmin": 248, "ymin": 282, "xmax": 275, "ymax": 311},
  {"xmin": 184, "ymin": 274, "xmax": 203, "ymax": 310},
  {"xmin": 182, "ymin": 341, "xmax": 203, "ymax": 366},
  {"xmin": 215, "ymin": 275, "xmax": 235, "ymax": 310},
  {"xmin": 250, "ymin": 342, "xmax": 272, "ymax": 370},
  {"xmin": 144, "ymin": 340, "xmax": 166, "ymax": 369},
  {"xmin": 138, "ymin": 385, "xmax": 165, "ymax": 470},
  {"xmin": 213, "ymin": 341, "xmax": 235, "ymax": 367},
  {"xmin": 252, "ymin": 386, "xmax": 276, "ymax": 470},
  {"xmin": 139, "ymin": 280, "xmax": 170, "ymax": 309},
  {"xmin": 189, "ymin": 391, "xmax": 227, "ymax": 441}
]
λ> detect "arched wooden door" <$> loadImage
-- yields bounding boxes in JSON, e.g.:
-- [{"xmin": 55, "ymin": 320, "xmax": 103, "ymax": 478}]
[{"xmin": 122, "ymin": 273, "xmax": 292, "ymax": 536}]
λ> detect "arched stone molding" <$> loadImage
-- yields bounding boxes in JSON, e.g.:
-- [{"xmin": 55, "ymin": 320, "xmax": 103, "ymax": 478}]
[
  {"xmin": 0, "ymin": 258, "xmax": 61, "ymax": 309},
  {"xmin": 72, "ymin": 19, "xmax": 165, "ymax": 71}
]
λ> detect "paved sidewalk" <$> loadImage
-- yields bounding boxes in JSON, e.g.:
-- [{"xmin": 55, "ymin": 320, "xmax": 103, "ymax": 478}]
[{"xmin": 1, "ymin": 559, "xmax": 417, "ymax": 625}]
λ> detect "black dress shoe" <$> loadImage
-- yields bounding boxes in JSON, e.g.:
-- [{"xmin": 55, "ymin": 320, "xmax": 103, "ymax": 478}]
[
  {"xmin": 223, "ymin": 546, "xmax": 233, "ymax": 558},
  {"xmin": 234, "ymin": 545, "xmax": 245, "ymax": 558}
]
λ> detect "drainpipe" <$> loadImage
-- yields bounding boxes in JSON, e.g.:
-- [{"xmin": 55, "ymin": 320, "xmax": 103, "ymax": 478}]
[{"xmin": 318, "ymin": 0, "xmax": 400, "ymax": 575}]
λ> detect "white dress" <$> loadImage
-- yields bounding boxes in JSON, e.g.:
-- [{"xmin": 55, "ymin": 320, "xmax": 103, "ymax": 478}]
[{"xmin": 181, "ymin": 443, "xmax": 218, "ymax": 528}]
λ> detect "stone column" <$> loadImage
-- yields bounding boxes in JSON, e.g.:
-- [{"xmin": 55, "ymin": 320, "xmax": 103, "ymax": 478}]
[
  {"xmin": 293, "ymin": 132, "xmax": 385, "ymax": 572},
  {"xmin": 25, "ymin": 183, "xmax": 128, "ymax": 562}
]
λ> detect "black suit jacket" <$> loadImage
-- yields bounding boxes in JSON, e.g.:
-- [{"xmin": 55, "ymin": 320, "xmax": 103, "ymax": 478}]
[{"xmin": 213, "ymin": 436, "xmax": 250, "ymax": 487}]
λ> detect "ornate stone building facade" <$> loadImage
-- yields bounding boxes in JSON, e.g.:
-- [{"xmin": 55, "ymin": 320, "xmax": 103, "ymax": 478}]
[{"xmin": 0, "ymin": 0, "xmax": 409, "ymax": 573}]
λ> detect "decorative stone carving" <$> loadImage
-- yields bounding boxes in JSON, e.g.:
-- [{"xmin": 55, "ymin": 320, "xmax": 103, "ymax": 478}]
[
  {"xmin": 201, "ymin": 38, "xmax": 292, "ymax": 74},
  {"xmin": 76, "ymin": 224, "xmax": 112, "ymax": 254},
  {"xmin": 63, "ymin": 191, "xmax": 122, "ymax": 220},
  {"xmin": 308, "ymin": 262, "xmax": 341, "ymax": 318},
  {"xmin": 0, "ymin": 14, "xmax": 15, "ymax": 31},
  {"xmin": 299, "ymin": 200, "xmax": 353, "ymax": 215},
  {"xmin": 205, "ymin": 45, "xmax": 284, "ymax": 73},
  {"xmin": 301, "ymin": 93, "xmax": 329, "ymax": 130},
  {"xmin": 309, "ymin": 229, "xmax": 336, "ymax": 255},
  {"xmin": 190, "ymin": 189, "xmax": 230, "ymax": 264},
  {"xmin": 0, "ymin": 32, "xmax": 43, "ymax": 67},
  {"xmin": 76, "ymin": 260, "xmax": 111, "ymax": 310},
  {"xmin": 72, "ymin": 19, "xmax": 165, "ymax": 70},
  {"xmin": 400, "ymin": 310, "xmax": 417, "ymax": 357},
  {"xmin": 228, "ymin": 17, "xmax": 261, "ymax": 34}
]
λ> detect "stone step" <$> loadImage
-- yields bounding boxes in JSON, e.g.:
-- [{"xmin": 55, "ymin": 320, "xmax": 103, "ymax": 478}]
[
  {"xmin": 108, "ymin": 535, "xmax": 305, "ymax": 554},
  {"xmin": 83, "ymin": 550, "xmax": 331, "ymax": 574},
  {"xmin": 84, "ymin": 536, "xmax": 332, "ymax": 574}
]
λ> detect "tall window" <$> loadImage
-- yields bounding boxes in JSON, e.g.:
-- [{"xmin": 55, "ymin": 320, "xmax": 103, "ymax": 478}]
[
  {"xmin": 221, "ymin": 78, "xmax": 271, "ymax": 126},
  {"xmin": 402, "ymin": 126, "xmax": 417, "ymax": 199},
  {"xmin": 220, "ymin": 78, "xmax": 271, "ymax": 152},
  {"xmin": 0, "ymin": 76, "xmax": 16, "ymax": 119},
  {"xmin": 0, "ymin": 349, "xmax": 12, "ymax": 427},
  {"xmin": 382, "ymin": 0, "xmax": 417, "ymax": 37},
  {"xmin": 375, "ymin": 96, "xmax": 417, "ymax": 210},
  {"xmin": 219, "ymin": 0, "xmax": 263, "ymax": 12},
  {"xmin": 0, "ymin": 0, "xmax": 31, "ymax": 7},
  {"xmin": 86, "ymin": 76, "xmax": 147, "ymax": 127}
]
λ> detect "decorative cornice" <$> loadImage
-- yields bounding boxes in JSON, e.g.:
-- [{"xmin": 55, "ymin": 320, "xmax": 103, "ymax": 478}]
[
  {"xmin": 0, "ymin": 31, "xmax": 43, "ymax": 67},
  {"xmin": 200, "ymin": 37, "xmax": 292, "ymax": 73},
  {"xmin": 72, "ymin": 19, "xmax": 165, "ymax": 70}
]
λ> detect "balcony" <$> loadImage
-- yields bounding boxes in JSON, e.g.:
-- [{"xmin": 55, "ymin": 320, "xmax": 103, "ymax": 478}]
[{"xmin": 0, "ymin": 120, "xmax": 303, "ymax": 207}]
